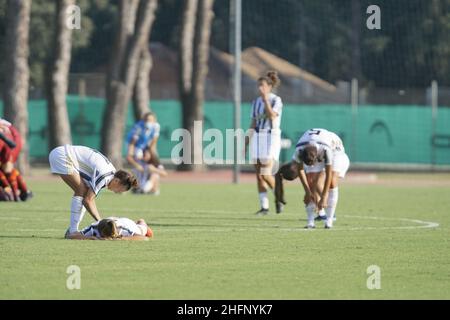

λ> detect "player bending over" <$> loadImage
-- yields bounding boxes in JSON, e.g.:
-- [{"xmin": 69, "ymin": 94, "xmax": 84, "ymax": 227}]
[
  {"xmin": 49, "ymin": 144, "xmax": 138, "ymax": 234},
  {"xmin": 66, "ymin": 217, "xmax": 153, "ymax": 240},
  {"xmin": 291, "ymin": 128, "xmax": 350, "ymax": 229},
  {"xmin": 274, "ymin": 162, "xmax": 327, "ymax": 223}
]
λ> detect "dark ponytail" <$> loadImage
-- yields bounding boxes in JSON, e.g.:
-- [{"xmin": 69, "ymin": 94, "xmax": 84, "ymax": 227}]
[
  {"xmin": 258, "ymin": 70, "xmax": 281, "ymax": 89},
  {"xmin": 114, "ymin": 170, "xmax": 138, "ymax": 190}
]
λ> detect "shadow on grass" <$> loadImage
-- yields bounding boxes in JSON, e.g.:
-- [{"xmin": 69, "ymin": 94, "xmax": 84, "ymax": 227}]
[
  {"xmin": 150, "ymin": 221, "xmax": 308, "ymax": 229},
  {"xmin": 0, "ymin": 235, "xmax": 63, "ymax": 240}
]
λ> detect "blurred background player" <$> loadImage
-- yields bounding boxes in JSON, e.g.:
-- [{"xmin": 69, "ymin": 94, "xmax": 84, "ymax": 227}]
[
  {"xmin": 49, "ymin": 144, "xmax": 138, "ymax": 234},
  {"xmin": 245, "ymin": 71, "xmax": 283, "ymax": 215},
  {"xmin": 0, "ymin": 117, "xmax": 32, "ymax": 201},
  {"xmin": 291, "ymin": 128, "xmax": 350, "ymax": 229},
  {"xmin": 126, "ymin": 111, "xmax": 167, "ymax": 195},
  {"xmin": 66, "ymin": 217, "xmax": 153, "ymax": 240},
  {"xmin": 137, "ymin": 147, "xmax": 168, "ymax": 195}
]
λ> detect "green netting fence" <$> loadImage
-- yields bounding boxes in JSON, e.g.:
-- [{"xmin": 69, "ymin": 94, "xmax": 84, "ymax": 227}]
[{"xmin": 1, "ymin": 95, "xmax": 449, "ymax": 165}]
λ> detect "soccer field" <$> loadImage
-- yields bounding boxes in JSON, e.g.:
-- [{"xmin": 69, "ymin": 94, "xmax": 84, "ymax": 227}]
[{"xmin": 1, "ymin": 174, "xmax": 449, "ymax": 299}]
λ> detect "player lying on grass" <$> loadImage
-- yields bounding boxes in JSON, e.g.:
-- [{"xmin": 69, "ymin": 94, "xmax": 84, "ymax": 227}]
[
  {"xmin": 49, "ymin": 144, "xmax": 138, "ymax": 234},
  {"xmin": 65, "ymin": 217, "xmax": 153, "ymax": 240},
  {"xmin": 126, "ymin": 112, "xmax": 167, "ymax": 195},
  {"xmin": 286, "ymin": 128, "xmax": 350, "ymax": 229},
  {"xmin": 0, "ymin": 117, "xmax": 33, "ymax": 201}
]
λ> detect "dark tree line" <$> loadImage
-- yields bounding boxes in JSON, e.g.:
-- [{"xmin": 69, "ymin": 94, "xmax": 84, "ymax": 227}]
[
  {"xmin": 3, "ymin": 0, "xmax": 450, "ymax": 90},
  {"xmin": 0, "ymin": 0, "xmax": 215, "ymax": 169}
]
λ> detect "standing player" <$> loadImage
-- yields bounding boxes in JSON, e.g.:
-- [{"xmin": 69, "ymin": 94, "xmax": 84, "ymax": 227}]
[
  {"xmin": 126, "ymin": 112, "xmax": 166, "ymax": 194},
  {"xmin": 291, "ymin": 128, "xmax": 350, "ymax": 229},
  {"xmin": 245, "ymin": 71, "xmax": 283, "ymax": 215},
  {"xmin": 49, "ymin": 144, "xmax": 138, "ymax": 234}
]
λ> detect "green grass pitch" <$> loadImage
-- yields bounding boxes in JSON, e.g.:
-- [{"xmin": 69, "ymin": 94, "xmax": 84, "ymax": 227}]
[{"xmin": 0, "ymin": 176, "xmax": 449, "ymax": 299}]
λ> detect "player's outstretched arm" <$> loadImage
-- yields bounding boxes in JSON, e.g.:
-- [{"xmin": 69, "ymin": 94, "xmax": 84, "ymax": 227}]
[
  {"xmin": 126, "ymin": 139, "xmax": 144, "ymax": 172},
  {"xmin": 66, "ymin": 232, "xmax": 100, "ymax": 240},
  {"xmin": 318, "ymin": 165, "xmax": 333, "ymax": 210},
  {"xmin": 297, "ymin": 163, "xmax": 315, "ymax": 205},
  {"xmin": 82, "ymin": 188, "xmax": 101, "ymax": 222},
  {"xmin": 148, "ymin": 164, "xmax": 168, "ymax": 177}
]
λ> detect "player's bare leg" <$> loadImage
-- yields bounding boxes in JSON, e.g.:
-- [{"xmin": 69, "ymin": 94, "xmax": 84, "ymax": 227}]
[
  {"xmin": 259, "ymin": 159, "xmax": 275, "ymax": 190},
  {"xmin": 258, "ymin": 159, "xmax": 276, "ymax": 215}
]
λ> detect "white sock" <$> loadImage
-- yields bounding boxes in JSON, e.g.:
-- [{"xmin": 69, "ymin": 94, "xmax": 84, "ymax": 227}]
[
  {"xmin": 325, "ymin": 188, "xmax": 339, "ymax": 226},
  {"xmin": 259, "ymin": 192, "xmax": 269, "ymax": 210},
  {"xmin": 144, "ymin": 180, "xmax": 153, "ymax": 193},
  {"xmin": 306, "ymin": 202, "xmax": 316, "ymax": 226},
  {"xmin": 69, "ymin": 196, "xmax": 84, "ymax": 233},
  {"xmin": 318, "ymin": 208, "xmax": 326, "ymax": 217}
]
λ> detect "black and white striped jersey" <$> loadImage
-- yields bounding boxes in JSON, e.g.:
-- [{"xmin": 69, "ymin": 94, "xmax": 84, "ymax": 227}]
[{"xmin": 250, "ymin": 93, "xmax": 283, "ymax": 131}]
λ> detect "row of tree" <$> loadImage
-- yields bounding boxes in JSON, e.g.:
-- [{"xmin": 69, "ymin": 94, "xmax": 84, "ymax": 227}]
[
  {"xmin": 2, "ymin": 0, "xmax": 449, "ymax": 171},
  {"xmin": 3, "ymin": 0, "xmax": 449, "ymax": 91},
  {"xmin": 1, "ymin": 0, "xmax": 214, "ymax": 171}
]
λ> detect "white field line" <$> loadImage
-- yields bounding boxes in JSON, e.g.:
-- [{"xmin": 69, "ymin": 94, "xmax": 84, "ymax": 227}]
[{"xmin": 3, "ymin": 210, "xmax": 439, "ymax": 233}]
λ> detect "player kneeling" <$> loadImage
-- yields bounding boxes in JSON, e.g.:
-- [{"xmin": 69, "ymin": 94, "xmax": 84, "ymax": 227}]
[
  {"xmin": 66, "ymin": 217, "xmax": 153, "ymax": 240},
  {"xmin": 291, "ymin": 128, "xmax": 350, "ymax": 229}
]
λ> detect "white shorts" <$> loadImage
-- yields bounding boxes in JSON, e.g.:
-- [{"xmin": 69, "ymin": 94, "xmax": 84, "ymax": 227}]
[
  {"xmin": 303, "ymin": 152, "xmax": 350, "ymax": 178},
  {"xmin": 49, "ymin": 145, "xmax": 78, "ymax": 175},
  {"xmin": 250, "ymin": 131, "xmax": 281, "ymax": 163}
]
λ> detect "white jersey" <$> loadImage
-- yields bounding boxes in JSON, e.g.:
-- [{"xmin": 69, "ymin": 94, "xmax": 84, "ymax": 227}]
[
  {"xmin": 80, "ymin": 217, "xmax": 144, "ymax": 238},
  {"xmin": 292, "ymin": 128, "xmax": 345, "ymax": 165},
  {"xmin": 250, "ymin": 93, "xmax": 283, "ymax": 131},
  {"xmin": 49, "ymin": 145, "xmax": 116, "ymax": 195}
]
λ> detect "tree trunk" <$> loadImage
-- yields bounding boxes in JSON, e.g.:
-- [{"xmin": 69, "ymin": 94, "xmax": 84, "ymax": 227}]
[
  {"xmin": 2, "ymin": 0, "xmax": 32, "ymax": 174},
  {"xmin": 101, "ymin": 0, "xmax": 158, "ymax": 168},
  {"xmin": 191, "ymin": 0, "xmax": 214, "ymax": 125},
  {"xmin": 46, "ymin": 0, "xmax": 74, "ymax": 150},
  {"xmin": 178, "ymin": 0, "xmax": 214, "ymax": 171},
  {"xmin": 179, "ymin": 0, "xmax": 198, "ymax": 106},
  {"xmin": 105, "ymin": 0, "xmax": 139, "ymax": 103},
  {"xmin": 132, "ymin": 44, "xmax": 152, "ymax": 120}
]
